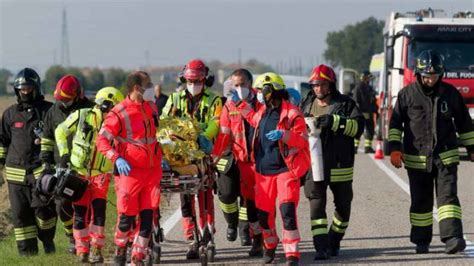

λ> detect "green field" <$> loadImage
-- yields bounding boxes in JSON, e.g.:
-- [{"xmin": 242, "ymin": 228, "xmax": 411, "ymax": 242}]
[{"xmin": 0, "ymin": 181, "xmax": 119, "ymax": 266}]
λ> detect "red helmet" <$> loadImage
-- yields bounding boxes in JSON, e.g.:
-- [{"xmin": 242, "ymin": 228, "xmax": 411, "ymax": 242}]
[
  {"xmin": 183, "ymin": 59, "xmax": 208, "ymax": 80},
  {"xmin": 309, "ymin": 64, "xmax": 336, "ymax": 84},
  {"xmin": 54, "ymin": 75, "xmax": 81, "ymax": 101}
]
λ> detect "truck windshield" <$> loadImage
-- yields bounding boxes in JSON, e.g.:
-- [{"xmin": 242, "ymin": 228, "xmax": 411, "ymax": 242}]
[{"xmin": 408, "ymin": 41, "xmax": 474, "ymax": 71}]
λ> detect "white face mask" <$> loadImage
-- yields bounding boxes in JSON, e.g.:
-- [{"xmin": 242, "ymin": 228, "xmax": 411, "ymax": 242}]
[
  {"xmin": 236, "ymin": 87, "xmax": 249, "ymax": 100},
  {"xmin": 187, "ymin": 84, "xmax": 203, "ymax": 96},
  {"xmin": 142, "ymin": 88, "xmax": 155, "ymax": 102},
  {"xmin": 256, "ymin": 92, "xmax": 265, "ymax": 103}
]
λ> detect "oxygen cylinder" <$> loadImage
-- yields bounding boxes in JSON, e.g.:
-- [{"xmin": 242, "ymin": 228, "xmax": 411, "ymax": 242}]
[{"xmin": 305, "ymin": 117, "xmax": 324, "ymax": 182}]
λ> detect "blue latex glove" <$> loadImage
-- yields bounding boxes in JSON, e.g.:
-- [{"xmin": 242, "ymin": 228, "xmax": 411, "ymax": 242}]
[
  {"xmin": 198, "ymin": 135, "xmax": 213, "ymax": 155},
  {"xmin": 115, "ymin": 157, "xmax": 131, "ymax": 176},
  {"xmin": 230, "ymin": 90, "xmax": 240, "ymax": 103},
  {"xmin": 161, "ymin": 159, "xmax": 170, "ymax": 171},
  {"xmin": 265, "ymin": 130, "xmax": 284, "ymax": 141}
]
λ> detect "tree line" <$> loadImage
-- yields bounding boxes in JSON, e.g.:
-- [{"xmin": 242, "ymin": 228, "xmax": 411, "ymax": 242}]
[{"xmin": 0, "ymin": 16, "xmax": 384, "ymax": 95}]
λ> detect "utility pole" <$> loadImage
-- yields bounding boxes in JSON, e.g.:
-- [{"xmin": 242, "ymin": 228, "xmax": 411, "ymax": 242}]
[{"xmin": 60, "ymin": 7, "xmax": 70, "ymax": 66}]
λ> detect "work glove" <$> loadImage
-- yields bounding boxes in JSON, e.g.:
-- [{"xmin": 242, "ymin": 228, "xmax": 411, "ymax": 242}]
[
  {"xmin": 316, "ymin": 114, "xmax": 333, "ymax": 129},
  {"xmin": 198, "ymin": 135, "xmax": 213, "ymax": 155},
  {"xmin": 390, "ymin": 151, "xmax": 403, "ymax": 168},
  {"xmin": 230, "ymin": 90, "xmax": 240, "ymax": 104},
  {"xmin": 161, "ymin": 159, "xmax": 170, "ymax": 171},
  {"xmin": 59, "ymin": 154, "xmax": 70, "ymax": 168},
  {"xmin": 265, "ymin": 130, "xmax": 284, "ymax": 141},
  {"xmin": 115, "ymin": 157, "xmax": 131, "ymax": 176}
]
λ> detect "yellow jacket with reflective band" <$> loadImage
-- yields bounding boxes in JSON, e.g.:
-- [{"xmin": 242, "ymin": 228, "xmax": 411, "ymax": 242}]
[
  {"xmin": 55, "ymin": 107, "xmax": 113, "ymax": 176},
  {"xmin": 160, "ymin": 88, "xmax": 222, "ymax": 140}
]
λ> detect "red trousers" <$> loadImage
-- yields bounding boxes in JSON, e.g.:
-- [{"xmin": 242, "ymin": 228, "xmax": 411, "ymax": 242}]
[
  {"xmin": 114, "ymin": 167, "xmax": 161, "ymax": 259},
  {"xmin": 255, "ymin": 171, "xmax": 301, "ymax": 258},
  {"xmin": 237, "ymin": 161, "xmax": 256, "ymax": 200},
  {"xmin": 73, "ymin": 173, "xmax": 111, "ymax": 254}
]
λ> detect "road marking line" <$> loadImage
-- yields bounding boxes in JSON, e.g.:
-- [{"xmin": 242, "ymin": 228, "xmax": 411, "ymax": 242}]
[
  {"xmin": 162, "ymin": 207, "xmax": 182, "ymax": 236},
  {"xmin": 368, "ymin": 155, "xmax": 473, "ymax": 257}
]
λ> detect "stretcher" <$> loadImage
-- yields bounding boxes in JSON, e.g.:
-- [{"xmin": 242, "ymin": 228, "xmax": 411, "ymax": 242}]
[{"xmin": 147, "ymin": 156, "xmax": 218, "ymax": 265}]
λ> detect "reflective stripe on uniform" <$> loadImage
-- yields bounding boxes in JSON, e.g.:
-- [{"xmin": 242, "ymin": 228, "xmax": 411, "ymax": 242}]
[
  {"xmin": 331, "ymin": 114, "xmax": 341, "ymax": 132},
  {"xmin": 388, "ymin": 128, "xmax": 402, "ymax": 142},
  {"xmin": 40, "ymin": 138, "xmax": 55, "ymax": 152},
  {"xmin": 364, "ymin": 139, "xmax": 373, "ymax": 147},
  {"xmin": 219, "ymin": 200, "xmax": 238, "ymax": 214},
  {"xmin": 331, "ymin": 215, "xmax": 349, "ymax": 234},
  {"xmin": 36, "ymin": 216, "xmax": 57, "ymax": 230},
  {"xmin": 459, "ymin": 131, "xmax": 474, "ymax": 146},
  {"xmin": 116, "ymin": 105, "xmax": 134, "ymax": 140},
  {"xmin": 0, "ymin": 146, "xmax": 7, "ymax": 159},
  {"xmin": 438, "ymin": 149, "xmax": 459, "ymax": 166},
  {"xmin": 403, "ymin": 154, "xmax": 427, "ymax": 170},
  {"xmin": 5, "ymin": 167, "xmax": 26, "ymax": 182},
  {"xmin": 438, "ymin": 204, "xmax": 462, "ymax": 221},
  {"xmin": 311, "ymin": 228, "xmax": 328, "ymax": 236},
  {"xmin": 410, "ymin": 211, "xmax": 433, "ymax": 227},
  {"xmin": 216, "ymin": 158, "xmax": 228, "ymax": 172},
  {"xmin": 14, "ymin": 225, "xmax": 38, "ymax": 241},
  {"xmin": 33, "ymin": 166, "xmax": 44, "ymax": 179},
  {"xmin": 220, "ymin": 126, "xmax": 231, "ymax": 135},
  {"xmin": 343, "ymin": 119, "xmax": 358, "ymax": 138},
  {"xmin": 99, "ymin": 128, "xmax": 114, "ymax": 141},
  {"xmin": 330, "ymin": 167, "xmax": 353, "ymax": 183},
  {"xmin": 311, "ymin": 218, "xmax": 328, "ymax": 236},
  {"xmin": 311, "ymin": 218, "xmax": 328, "ymax": 226},
  {"xmin": 239, "ymin": 207, "xmax": 248, "ymax": 221}
]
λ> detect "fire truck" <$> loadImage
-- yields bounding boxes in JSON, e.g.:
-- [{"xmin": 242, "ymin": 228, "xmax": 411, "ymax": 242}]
[{"xmin": 380, "ymin": 8, "xmax": 474, "ymax": 154}]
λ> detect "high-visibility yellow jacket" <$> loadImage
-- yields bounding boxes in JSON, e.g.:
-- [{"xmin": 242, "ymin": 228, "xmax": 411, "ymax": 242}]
[
  {"xmin": 160, "ymin": 88, "xmax": 222, "ymax": 140},
  {"xmin": 55, "ymin": 106, "xmax": 112, "ymax": 176}
]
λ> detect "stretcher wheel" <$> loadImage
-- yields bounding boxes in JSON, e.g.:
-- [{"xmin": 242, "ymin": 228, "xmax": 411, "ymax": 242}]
[
  {"xmin": 152, "ymin": 245, "xmax": 161, "ymax": 264},
  {"xmin": 207, "ymin": 244, "xmax": 215, "ymax": 262},
  {"xmin": 199, "ymin": 245, "xmax": 208, "ymax": 266}
]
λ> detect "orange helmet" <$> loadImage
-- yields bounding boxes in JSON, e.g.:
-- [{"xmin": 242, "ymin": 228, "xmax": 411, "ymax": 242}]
[
  {"xmin": 308, "ymin": 64, "xmax": 336, "ymax": 84},
  {"xmin": 54, "ymin": 75, "xmax": 81, "ymax": 101}
]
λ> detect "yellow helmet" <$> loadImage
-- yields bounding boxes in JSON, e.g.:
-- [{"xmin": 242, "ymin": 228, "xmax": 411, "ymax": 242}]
[
  {"xmin": 253, "ymin": 72, "xmax": 285, "ymax": 91},
  {"xmin": 95, "ymin": 86, "xmax": 124, "ymax": 106}
]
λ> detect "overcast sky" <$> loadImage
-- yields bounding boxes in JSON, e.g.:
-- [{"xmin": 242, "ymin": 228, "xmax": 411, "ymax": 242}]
[{"xmin": 0, "ymin": 0, "xmax": 472, "ymax": 75}]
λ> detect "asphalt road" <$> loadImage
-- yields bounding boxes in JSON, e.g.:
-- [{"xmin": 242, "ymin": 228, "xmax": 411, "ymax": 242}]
[{"xmin": 156, "ymin": 151, "xmax": 474, "ymax": 265}]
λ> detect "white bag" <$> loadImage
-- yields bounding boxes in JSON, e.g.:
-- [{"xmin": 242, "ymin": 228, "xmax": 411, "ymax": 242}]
[{"xmin": 305, "ymin": 117, "xmax": 324, "ymax": 182}]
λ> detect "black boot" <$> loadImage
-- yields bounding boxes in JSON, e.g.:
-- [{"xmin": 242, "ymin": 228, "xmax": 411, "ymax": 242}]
[
  {"xmin": 286, "ymin": 256, "xmax": 299, "ymax": 266},
  {"xmin": 227, "ymin": 226, "xmax": 237, "ymax": 242},
  {"xmin": 415, "ymin": 244, "xmax": 429, "ymax": 254},
  {"xmin": 364, "ymin": 147, "xmax": 375, "ymax": 154},
  {"xmin": 445, "ymin": 237, "xmax": 466, "ymax": 254},
  {"xmin": 43, "ymin": 241, "xmax": 56, "ymax": 254},
  {"xmin": 263, "ymin": 248, "xmax": 276, "ymax": 264},
  {"xmin": 239, "ymin": 222, "xmax": 251, "ymax": 246},
  {"xmin": 314, "ymin": 249, "xmax": 330, "ymax": 260},
  {"xmin": 249, "ymin": 234, "xmax": 263, "ymax": 257},
  {"xmin": 186, "ymin": 241, "xmax": 199, "ymax": 260},
  {"xmin": 114, "ymin": 246, "xmax": 127, "ymax": 266},
  {"xmin": 313, "ymin": 235, "xmax": 330, "ymax": 260}
]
